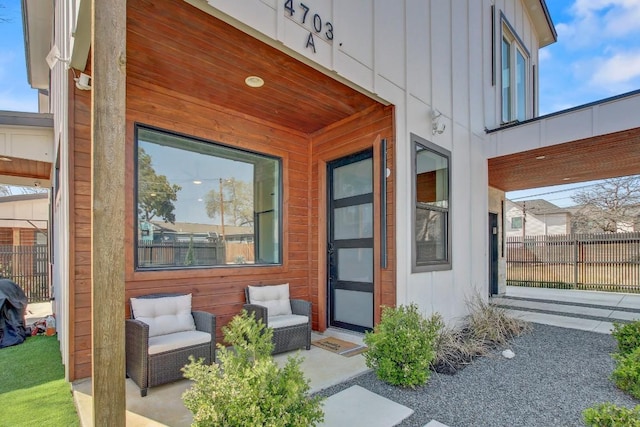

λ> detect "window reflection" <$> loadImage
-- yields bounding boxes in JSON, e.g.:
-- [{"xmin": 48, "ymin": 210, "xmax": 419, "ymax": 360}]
[
  {"xmin": 414, "ymin": 136, "xmax": 450, "ymax": 269},
  {"xmin": 135, "ymin": 126, "xmax": 281, "ymax": 269}
]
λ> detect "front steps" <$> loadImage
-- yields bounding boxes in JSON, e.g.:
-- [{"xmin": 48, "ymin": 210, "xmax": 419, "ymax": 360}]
[{"xmin": 491, "ymin": 286, "xmax": 640, "ymax": 334}]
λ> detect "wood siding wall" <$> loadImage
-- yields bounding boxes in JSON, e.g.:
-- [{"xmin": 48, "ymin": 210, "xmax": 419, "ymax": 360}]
[
  {"xmin": 67, "ymin": 0, "xmax": 395, "ymax": 379},
  {"xmin": 0, "ymin": 228, "xmax": 44, "ymax": 245},
  {"xmin": 69, "ymin": 71, "xmax": 92, "ymax": 380},
  {"xmin": 310, "ymin": 105, "xmax": 396, "ymax": 329}
]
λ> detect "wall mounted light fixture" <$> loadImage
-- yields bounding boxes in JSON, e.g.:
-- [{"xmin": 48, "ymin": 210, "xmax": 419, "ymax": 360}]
[
  {"xmin": 46, "ymin": 45, "xmax": 70, "ymax": 69},
  {"xmin": 432, "ymin": 109, "xmax": 446, "ymax": 135},
  {"xmin": 75, "ymin": 73, "xmax": 92, "ymax": 91}
]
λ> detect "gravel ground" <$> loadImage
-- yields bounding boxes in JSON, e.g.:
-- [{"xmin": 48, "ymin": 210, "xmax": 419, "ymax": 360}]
[{"xmin": 316, "ymin": 323, "xmax": 639, "ymax": 427}]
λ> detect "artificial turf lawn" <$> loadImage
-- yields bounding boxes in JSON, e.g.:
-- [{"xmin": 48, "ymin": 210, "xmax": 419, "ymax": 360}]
[{"xmin": 0, "ymin": 335, "xmax": 79, "ymax": 427}]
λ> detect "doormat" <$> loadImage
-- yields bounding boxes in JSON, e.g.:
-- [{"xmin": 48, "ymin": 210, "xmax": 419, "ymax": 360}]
[{"xmin": 312, "ymin": 337, "xmax": 367, "ymax": 357}]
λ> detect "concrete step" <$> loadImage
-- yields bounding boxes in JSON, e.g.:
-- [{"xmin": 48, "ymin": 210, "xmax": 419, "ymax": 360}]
[{"xmin": 491, "ymin": 287, "xmax": 640, "ymax": 334}]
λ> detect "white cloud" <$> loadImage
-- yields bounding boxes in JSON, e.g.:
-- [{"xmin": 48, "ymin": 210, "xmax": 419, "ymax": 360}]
[
  {"xmin": 601, "ymin": 1, "xmax": 640, "ymax": 37},
  {"xmin": 590, "ymin": 50, "xmax": 640, "ymax": 87},
  {"xmin": 558, "ymin": 0, "xmax": 640, "ymax": 48},
  {"xmin": 538, "ymin": 48, "xmax": 551, "ymax": 62}
]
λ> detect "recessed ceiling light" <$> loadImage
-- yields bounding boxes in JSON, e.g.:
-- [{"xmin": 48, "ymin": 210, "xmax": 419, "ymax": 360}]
[
  {"xmin": 562, "ymin": 177, "xmax": 571, "ymax": 181},
  {"xmin": 535, "ymin": 155, "xmax": 546, "ymax": 160},
  {"xmin": 0, "ymin": 157, "xmax": 12, "ymax": 162},
  {"xmin": 193, "ymin": 179, "xmax": 202, "ymax": 185},
  {"xmin": 245, "ymin": 76, "xmax": 264, "ymax": 88}
]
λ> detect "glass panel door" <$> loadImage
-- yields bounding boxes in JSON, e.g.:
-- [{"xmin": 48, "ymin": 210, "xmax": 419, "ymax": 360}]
[{"xmin": 328, "ymin": 150, "xmax": 374, "ymax": 332}]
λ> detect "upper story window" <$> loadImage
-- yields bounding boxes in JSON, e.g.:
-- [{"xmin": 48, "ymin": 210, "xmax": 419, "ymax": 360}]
[
  {"xmin": 135, "ymin": 125, "xmax": 282, "ymax": 270},
  {"xmin": 501, "ymin": 21, "xmax": 529, "ymax": 123},
  {"xmin": 412, "ymin": 134, "xmax": 451, "ymax": 272}
]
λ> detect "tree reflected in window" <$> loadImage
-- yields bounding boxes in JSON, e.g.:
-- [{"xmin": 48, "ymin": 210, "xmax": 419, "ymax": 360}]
[{"xmin": 135, "ymin": 126, "xmax": 281, "ymax": 269}]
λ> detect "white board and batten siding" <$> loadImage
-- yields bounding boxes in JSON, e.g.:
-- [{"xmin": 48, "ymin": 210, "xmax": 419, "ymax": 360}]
[
  {"xmin": 487, "ymin": 92, "xmax": 640, "ymax": 158},
  {"xmin": 48, "ymin": 0, "xmax": 78, "ymax": 380},
  {"xmin": 191, "ymin": 0, "xmax": 546, "ymax": 322}
]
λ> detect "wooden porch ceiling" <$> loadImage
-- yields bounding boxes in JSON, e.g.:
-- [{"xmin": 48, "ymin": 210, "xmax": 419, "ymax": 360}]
[
  {"xmin": 488, "ymin": 127, "xmax": 640, "ymax": 191},
  {"xmin": 128, "ymin": 0, "xmax": 381, "ymax": 134},
  {"xmin": 0, "ymin": 156, "xmax": 51, "ymax": 186}
]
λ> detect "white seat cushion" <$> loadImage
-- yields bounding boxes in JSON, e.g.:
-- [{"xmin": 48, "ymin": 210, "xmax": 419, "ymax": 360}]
[
  {"xmin": 131, "ymin": 294, "xmax": 196, "ymax": 337},
  {"xmin": 268, "ymin": 314, "xmax": 309, "ymax": 329},
  {"xmin": 248, "ymin": 284, "xmax": 292, "ymax": 316},
  {"xmin": 148, "ymin": 330, "xmax": 211, "ymax": 355}
]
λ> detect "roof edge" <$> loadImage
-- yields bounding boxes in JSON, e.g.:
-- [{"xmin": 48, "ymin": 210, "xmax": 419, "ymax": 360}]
[
  {"xmin": 485, "ymin": 88, "xmax": 640, "ymax": 134},
  {"xmin": 0, "ymin": 111, "xmax": 54, "ymax": 127},
  {"xmin": 538, "ymin": 0, "xmax": 557, "ymax": 47},
  {"xmin": 0, "ymin": 193, "xmax": 49, "ymax": 203}
]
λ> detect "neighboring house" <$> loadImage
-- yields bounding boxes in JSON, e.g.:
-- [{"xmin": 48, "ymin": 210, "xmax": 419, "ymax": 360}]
[
  {"xmin": 142, "ymin": 221, "xmax": 254, "ymax": 243},
  {"xmin": 0, "ymin": 193, "xmax": 49, "ymax": 245},
  {"xmin": 505, "ymin": 199, "xmax": 571, "ymax": 237},
  {"xmin": 15, "ymin": 0, "xmax": 640, "ymax": 388},
  {"xmin": 0, "ymin": 193, "xmax": 49, "ymax": 301}
]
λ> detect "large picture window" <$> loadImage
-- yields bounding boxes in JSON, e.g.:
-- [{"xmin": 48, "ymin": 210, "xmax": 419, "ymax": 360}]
[
  {"xmin": 135, "ymin": 125, "xmax": 281, "ymax": 269},
  {"xmin": 501, "ymin": 19, "xmax": 529, "ymax": 123},
  {"xmin": 412, "ymin": 134, "xmax": 451, "ymax": 271}
]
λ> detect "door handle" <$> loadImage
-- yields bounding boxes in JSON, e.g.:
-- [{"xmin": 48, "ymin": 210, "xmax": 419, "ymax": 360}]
[{"xmin": 327, "ymin": 242, "xmax": 335, "ymax": 255}]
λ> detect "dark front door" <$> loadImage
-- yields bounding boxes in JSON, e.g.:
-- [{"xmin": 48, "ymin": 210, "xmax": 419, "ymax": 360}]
[
  {"xmin": 327, "ymin": 149, "xmax": 374, "ymax": 332},
  {"xmin": 489, "ymin": 213, "xmax": 499, "ymax": 296}
]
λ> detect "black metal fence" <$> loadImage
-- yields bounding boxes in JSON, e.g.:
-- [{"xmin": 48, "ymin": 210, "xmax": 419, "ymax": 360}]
[
  {"xmin": 0, "ymin": 244, "xmax": 49, "ymax": 303},
  {"xmin": 506, "ymin": 232, "xmax": 640, "ymax": 293},
  {"xmin": 137, "ymin": 241, "xmax": 226, "ymax": 268}
]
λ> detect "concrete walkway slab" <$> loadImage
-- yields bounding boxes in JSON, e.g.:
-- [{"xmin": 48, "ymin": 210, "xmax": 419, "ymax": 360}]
[
  {"xmin": 319, "ymin": 385, "xmax": 413, "ymax": 427},
  {"xmin": 617, "ymin": 294, "xmax": 640, "ymax": 310},
  {"xmin": 295, "ymin": 330, "xmax": 369, "ymax": 394},
  {"xmin": 610, "ymin": 310, "xmax": 640, "ymax": 322},
  {"xmin": 506, "ymin": 309, "xmax": 614, "ymax": 334},
  {"xmin": 506, "ymin": 286, "xmax": 627, "ymax": 307},
  {"xmin": 424, "ymin": 421, "xmax": 450, "ymax": 427},
  {"xmin": 25, "ymin": 301, "xmax": 52, "ymax": 323},
  {"xmin": 493, "ymin": 296, "xmax": 616, "ymax": 318}
]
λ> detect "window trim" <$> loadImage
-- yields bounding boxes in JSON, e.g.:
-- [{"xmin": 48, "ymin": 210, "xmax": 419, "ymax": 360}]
[
  {"xmin": 411, "ymin": 133, "xmax": 452, "ymax": 273},
  {"xmin": 133, "ymin": 123, "xmax": 284, "ymax": 271},
  {"xmin": 500, "ymin": 13, "xmax": 530, "ymax": 124},
  {"xmin": 511, "ymin": 216, "xmax": 523, "ymax": 230}
]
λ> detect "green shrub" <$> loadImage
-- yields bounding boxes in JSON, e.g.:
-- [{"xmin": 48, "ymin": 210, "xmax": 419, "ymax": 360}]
[
  {"xmin": 612, "ymin": 346, "xmax": 640, "ymax": 399},
  {"xmin": 363, "ymin": 303, "xmax": 441, "ymax": 387},
  {"xmin": 182, "ymin": 310, "xmax": 324, "ymax": 427},
  {"xmin": 612, "ymin": 320, "xmax": 640, "ymax": 357},
  {"xmin": 583, "ymin": 402, "xmax": 640, "ymax": 427}
]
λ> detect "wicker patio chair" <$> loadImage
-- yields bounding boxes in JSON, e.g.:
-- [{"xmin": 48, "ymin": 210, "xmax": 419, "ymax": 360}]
[
  {"xmin": 243, "ymin": 284, "xmax": 311, "ymax": 355},
  {"xmin": 125, "ymin": 293, "xmax": 216, "ymax": 397}
]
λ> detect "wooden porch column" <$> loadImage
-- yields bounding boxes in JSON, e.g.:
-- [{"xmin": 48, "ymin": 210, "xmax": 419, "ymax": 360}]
[{"xmin": 91, "ymin": 0, "xmax": 127, "ymax": 424}]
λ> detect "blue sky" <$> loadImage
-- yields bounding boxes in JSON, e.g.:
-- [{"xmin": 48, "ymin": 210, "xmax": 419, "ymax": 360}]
[
  {"xmin": 0, "ymin": 1, "xmax": 34, "ymax": 112},
  {"xmin": 1, "ymin": 1, "xmax": 639, "ymax": 204},
  {"xmin": 538, "ymin": 0, "xmax": 640, "ymax": 115},
  {"xmin": 510, "ymin": 0, "xmax": 640, "ymax": 206}
]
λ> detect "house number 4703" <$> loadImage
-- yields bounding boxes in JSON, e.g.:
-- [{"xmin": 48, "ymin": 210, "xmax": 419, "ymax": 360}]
[{"xmin": 284, "ymin": 0, "xmax": 334, "ymax": 53}]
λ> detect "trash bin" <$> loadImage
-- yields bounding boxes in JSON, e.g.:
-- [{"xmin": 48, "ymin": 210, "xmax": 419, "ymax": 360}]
[{"xmin": 0, "ymin": 279, "xmax": 28, "ymax": 348}]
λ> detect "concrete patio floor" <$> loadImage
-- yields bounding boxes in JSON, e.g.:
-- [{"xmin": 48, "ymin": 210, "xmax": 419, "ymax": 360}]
[{"xmin": 72, "ymin": 328, "xmax": 370, "ymax": 427}]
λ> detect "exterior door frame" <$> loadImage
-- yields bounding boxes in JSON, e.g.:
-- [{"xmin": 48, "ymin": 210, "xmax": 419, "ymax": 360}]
[
  {"xmin": 489, "ymin": 212, "xmax": 499, "ymax": 296},
  {"xmin": 315, "ymin": 136, "xmax": 383, "ymax": 332},
  {"xmin": 326, "ymin": 149, "xmax": 375, "ymax": 332}
]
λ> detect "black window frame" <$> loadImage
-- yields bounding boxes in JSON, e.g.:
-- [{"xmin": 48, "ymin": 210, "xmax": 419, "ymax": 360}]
[
  {"xmin": 133, "ymin": 123, "xmax": 283, "ymax": 271},
  {"xmin": 411, "ymin": 133, "xmax": 452, "ymax": 272}
]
